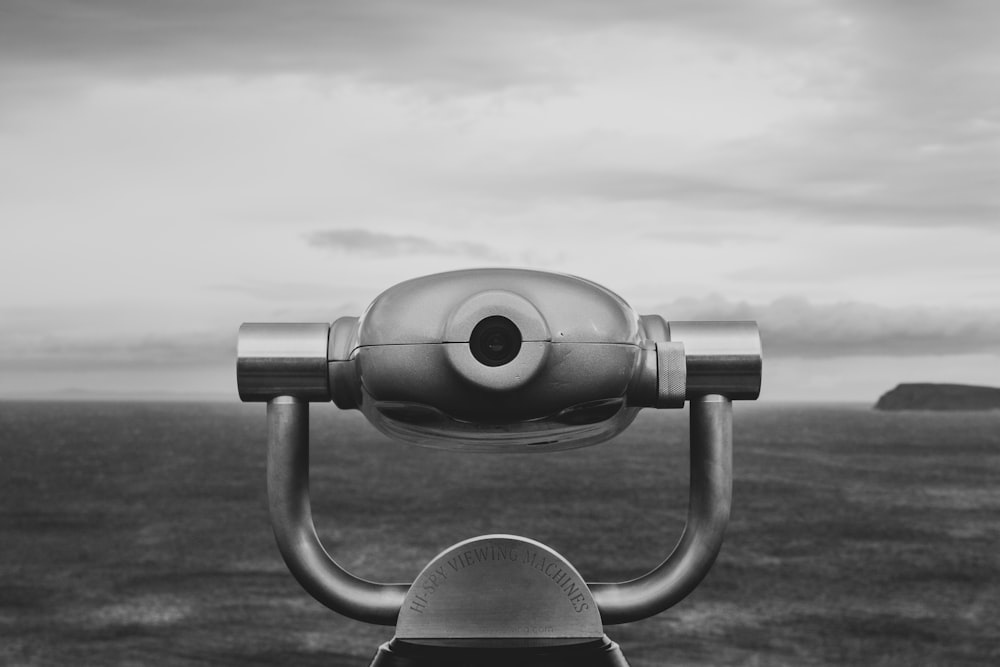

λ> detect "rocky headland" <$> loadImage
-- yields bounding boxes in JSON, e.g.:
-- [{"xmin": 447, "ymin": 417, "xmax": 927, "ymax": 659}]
[{"xmin": 874, "ymin": 383, "xmax": 1000, "ymax": 411}]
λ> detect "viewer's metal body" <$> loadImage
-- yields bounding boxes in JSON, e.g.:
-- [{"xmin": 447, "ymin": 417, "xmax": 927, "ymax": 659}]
[{"xmin": 238, "ymin": 268, "xmax": 762, "ymax": 665}]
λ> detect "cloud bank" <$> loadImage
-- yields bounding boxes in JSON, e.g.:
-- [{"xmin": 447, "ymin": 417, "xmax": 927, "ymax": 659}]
[
  {"xmin": 0, "ymin": 332, "xmax": 234, "ymax": 371},
  {"xmin": 1, "ymin": 297, "xmax": 995, "ymax": 376},
  {"xmin": 0, "ymin": 1, "xmax": 849, "ymax": 86},
  {"xmin": 655, "ymin": 295, "xmax": 1000, "ymax": 358},
  {"xmin": 305, "ymin": 228, "xmax": 504, "ymax": 261},
  {"xmin": 2, "ymin": 2, "xmax": 997, "ymax": 229}
]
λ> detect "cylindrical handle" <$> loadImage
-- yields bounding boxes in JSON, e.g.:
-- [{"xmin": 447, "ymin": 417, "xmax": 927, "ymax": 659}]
[
  {"xmin": 267, "ymin": 396, "xmax": 407, "ymax": 624},
  {"xmin": 590, "ymin": 394, "xmax": 732, "ymax": 624},
  {"xmin": 631, "ymin": 319, "xmax": 761, "ymax": 407},
  {"xmin": 238, "ymin": 323, "xmax": 332, "ymax": 402},
  {"xmin": 667, "ymin": 321, "xmax": 761, "ymax": 400}
]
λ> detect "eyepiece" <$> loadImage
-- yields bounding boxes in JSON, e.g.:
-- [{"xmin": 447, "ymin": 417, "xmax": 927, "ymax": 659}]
[{"xmin": 470, "ymin": 316, "xmax": 522, "ymax": 367}]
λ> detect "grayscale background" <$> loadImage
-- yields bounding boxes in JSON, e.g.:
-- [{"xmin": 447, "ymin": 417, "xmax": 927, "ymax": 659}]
[{"xmin": 1, "ymin": 2, "xmax": 997, "ymax": 665}]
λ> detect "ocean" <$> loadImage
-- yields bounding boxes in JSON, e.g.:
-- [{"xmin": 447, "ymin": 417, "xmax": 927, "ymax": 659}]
[{"xmin": 1, "ymin": 401, "xmax": 997, "ymax": 666}]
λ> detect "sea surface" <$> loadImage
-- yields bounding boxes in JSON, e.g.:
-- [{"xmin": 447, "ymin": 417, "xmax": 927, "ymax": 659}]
[{"xmin": 1, "ymin": 401, "xmax": 998, "ymax": 666}]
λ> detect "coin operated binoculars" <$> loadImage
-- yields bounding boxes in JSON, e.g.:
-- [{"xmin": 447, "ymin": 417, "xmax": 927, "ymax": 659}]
[{"xmin": 238, "ymin": 268, "xmax": 762, "ymax": 666}]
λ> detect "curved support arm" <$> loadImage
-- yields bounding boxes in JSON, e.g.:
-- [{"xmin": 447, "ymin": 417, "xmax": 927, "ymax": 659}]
[
  {"xmin": 267, "ymin": 396, "xmax": 408, "ymax": 625},
  {"xmin": 591, "ymin": 394, "xmax": 732, "ymax": 624}
]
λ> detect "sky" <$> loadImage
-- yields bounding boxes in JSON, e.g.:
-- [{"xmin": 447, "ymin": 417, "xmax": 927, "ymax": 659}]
[{"xmin": 0, "ymin": 0, "xmax": 998, "ymax": 402}]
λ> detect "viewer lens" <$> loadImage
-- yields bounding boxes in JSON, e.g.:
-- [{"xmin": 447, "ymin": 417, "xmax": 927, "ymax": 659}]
[{"xmin": 470, "ymin": 316, "xmax": 522, "ymax": 367}]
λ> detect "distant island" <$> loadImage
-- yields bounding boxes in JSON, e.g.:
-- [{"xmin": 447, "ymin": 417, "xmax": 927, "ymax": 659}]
[{"xmin": 875, "ymin": 383, "xmax": 1000, "ymax": 411}]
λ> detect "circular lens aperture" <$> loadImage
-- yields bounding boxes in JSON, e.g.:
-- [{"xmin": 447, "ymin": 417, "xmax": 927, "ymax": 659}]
[{"xmin": 470, "ymin": 316, "xmax": 522, "ymax": 367}]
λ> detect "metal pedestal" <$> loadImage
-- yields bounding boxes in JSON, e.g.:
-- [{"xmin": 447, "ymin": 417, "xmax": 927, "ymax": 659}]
[
  {"xmin": 262, "ymin": 397, "xmax": 735, "ymax": 665},
  {"xmin": 238, "ymin": 272, "xmax": 762, "ymax": 666},
  {"xmin": 368, "ymin": 637, "xmax": 630, "ymax": 666}
]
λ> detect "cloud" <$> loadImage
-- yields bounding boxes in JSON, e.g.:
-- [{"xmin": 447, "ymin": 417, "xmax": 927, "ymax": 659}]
[
  {"xmin": 0, "ymin": 1, "xmax": 592, "ymax": 92},
  {"xmin": 641, "ymin": 224, "xmax": 777, "ymax": 246},
  {"xmin": 0, "ymin": 2, "xmax": 834, "ymax": 88},
  {"xmin": 468, "ymin": 149, "xmax": 999, "ymax": 229},
  {"xmin": 719, "ymin": 1, "xmax": 1000, "ymax": 229},
  {"xmin": 305, "ymin": 228, "xmax": 504, "ymax": 260},
  {"xmin": 3, "ymin": 3, "xmax": 997, "ymax": 230},
  {"xmin": 652, "ymin": 295, "xmax": 1000, "ymax": 358},
  {"xmin": 422, "ymin": 3, "xmax": 997, "ymax": 230},
  {"xmin": 0, "ymin": 331, "xmax": 234, "ymax": 371},
  {"xmin": 7, "ymin": 296, "xmax": 994, "ymax": 374},
  {"xmin": 2, "ymin": 2, "xmax": 992, "ymax": 93}
]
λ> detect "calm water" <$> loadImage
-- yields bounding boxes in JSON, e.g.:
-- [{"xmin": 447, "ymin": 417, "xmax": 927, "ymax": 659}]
[{"xmin": 1, "ymin": 401, "xmax": 998, "ymax": 666}]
